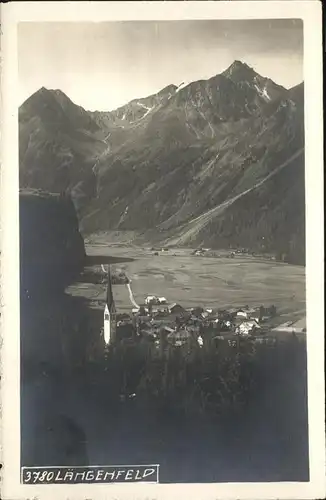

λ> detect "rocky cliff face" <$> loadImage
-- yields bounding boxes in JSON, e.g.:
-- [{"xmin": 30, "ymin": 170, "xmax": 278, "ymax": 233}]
[{"xmin": 20, "ymin": 189, "xmax": 86, "ymax": 297}]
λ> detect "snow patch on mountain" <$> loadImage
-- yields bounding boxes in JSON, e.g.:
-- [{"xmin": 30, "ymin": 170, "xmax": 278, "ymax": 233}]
[
  {"xmin": 137, "ymin": 102, "xmax": 154, "ymax": 118},
  {"xmin": 176, "ymin": 82, "xmax": 189, "ymax": 93},
  {"xmin": 254, "ymin": 84, "xmax": 271, "ymax": 102},
  {"xmin": 137, "ymin": 102, "xmax": 151, "ymax": 111}
]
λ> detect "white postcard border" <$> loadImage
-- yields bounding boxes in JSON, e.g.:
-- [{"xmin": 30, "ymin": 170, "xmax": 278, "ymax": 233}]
[{"xmin": 1, "ymin": 2, "xmax": 324, "ymax": 499}]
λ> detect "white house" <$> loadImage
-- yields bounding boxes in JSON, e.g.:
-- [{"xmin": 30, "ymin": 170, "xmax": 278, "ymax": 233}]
[
  {"xmin": 158, "ymin": 297, "xmax": 167, "ymax": 304},
  {"xmin": 168, "ymin": 303, "xmax": 186, "ymax": 315},
  {"xmin": 236, "ymin": 320, "xmax": 261, "ymax": 336},
  {"xmin": 237, "ymin": 310, "xmax": 249, "ymax": 319},
  {"xmin": 145, "ymin": 295, "xmax": 158, "ymax": 305}
]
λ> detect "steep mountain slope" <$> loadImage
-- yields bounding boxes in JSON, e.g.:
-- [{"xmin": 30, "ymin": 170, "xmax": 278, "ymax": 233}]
[
  {"xmin": 19, "ymin": 84, "xmax": 179, "ymax": 210},
  {"xmin": 82, "ymin": 72, "xmax": 303, "ymax": 237},
  {"xmin": 19, "ymin": 61, "xmax": 305, "ymax": 263},
  {"xmin": 161, "ymin": 148, "xmax": 305, "ymax": 262}
]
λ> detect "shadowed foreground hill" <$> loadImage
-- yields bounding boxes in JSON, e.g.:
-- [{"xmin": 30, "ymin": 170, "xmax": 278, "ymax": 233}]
[
  {"xmin": 20, "ymin": 189, "xmax": 91, "ymax": 466},
  {"xmin": 20, "ymin": 189, "xmax": 86, "ymax": 296}
]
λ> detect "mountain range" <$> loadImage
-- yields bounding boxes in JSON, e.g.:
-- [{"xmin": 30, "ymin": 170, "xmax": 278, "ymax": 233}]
[{"xmin": 19, "ymin": 60, "xmax": 305, "ymax": 264}]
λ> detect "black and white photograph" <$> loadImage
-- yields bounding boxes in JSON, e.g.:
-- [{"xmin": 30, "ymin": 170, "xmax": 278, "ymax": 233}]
[{"xmin": 0, "ymin": 2, "xmax": 324, "ymax": 499}]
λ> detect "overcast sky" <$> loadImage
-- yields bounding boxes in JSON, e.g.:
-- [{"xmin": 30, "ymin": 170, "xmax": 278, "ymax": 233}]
[{"xmin": 18, "ymin": 19, "xmax": 303, "ymax": 111}]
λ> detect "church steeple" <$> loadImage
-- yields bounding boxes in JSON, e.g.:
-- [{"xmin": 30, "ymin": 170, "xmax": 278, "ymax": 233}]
[
  {"xmin": 103, "ymin": 265, "xmax": 117, "ymax": 345},
  {"xmin": 106, "ymin": 265, "xmax": 116, "ymax": 314}
]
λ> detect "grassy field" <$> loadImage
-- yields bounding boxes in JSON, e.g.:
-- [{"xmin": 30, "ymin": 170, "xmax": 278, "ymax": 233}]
[{"xmin": 67, "ymin": 243, "xmax": 305, "ymax": 325}]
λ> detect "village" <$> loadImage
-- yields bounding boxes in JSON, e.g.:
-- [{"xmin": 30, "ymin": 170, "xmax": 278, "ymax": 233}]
[
  {"xmin": 65, "ymin": 245, "xmax": 307, "ymax": 362},
  {"xmin": 114, "ymin": 295, "xmax": 277, "ymax": 347},
  {"xmin": 104, "ymin": 267, "xmax": 305, "ymax": 352},
  {"xmin": 150, "ymin": 245, "xmax": 283, "ymax": 262}
]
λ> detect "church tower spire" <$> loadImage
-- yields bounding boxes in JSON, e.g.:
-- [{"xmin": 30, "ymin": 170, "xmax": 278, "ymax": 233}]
[{"xmin": 103, "ymin": 265, "xmax": 117, "ymax": 345}]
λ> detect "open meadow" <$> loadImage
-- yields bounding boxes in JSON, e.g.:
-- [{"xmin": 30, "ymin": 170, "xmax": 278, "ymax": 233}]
[{"xmin": 67, "ymin": 243, "xmax": 305, "ymax": 326}]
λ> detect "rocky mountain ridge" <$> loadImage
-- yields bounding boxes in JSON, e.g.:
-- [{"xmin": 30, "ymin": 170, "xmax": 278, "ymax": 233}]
[{"xmin": 19, "ymin": 60, "xmax": 305, "ymax": 264}]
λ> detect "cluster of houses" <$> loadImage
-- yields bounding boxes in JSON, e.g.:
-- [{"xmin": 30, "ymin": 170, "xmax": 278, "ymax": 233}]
[
  {"xmin": 190, "ymin": 247, "xmax": 278, "ymax": 261},
  {"xmin": 151, "ymin": 247, "xmax": 170, "ymax": 256},
  {"xmin": 100, "ymin": 266, "xmax": 288, "ymax": 353},
  {"xmin": 190, "ymin": 247, "xmax": 258, "ymax": 259},
  {"xmin": 113, "ymin": 293, "xmax": 278, "ymax": 349}
]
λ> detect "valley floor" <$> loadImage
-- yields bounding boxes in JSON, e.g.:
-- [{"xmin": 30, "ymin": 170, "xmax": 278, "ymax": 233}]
[{"xmin": 68, "ymin": 243, "xmax": 306, "ymax": 326}]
